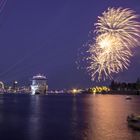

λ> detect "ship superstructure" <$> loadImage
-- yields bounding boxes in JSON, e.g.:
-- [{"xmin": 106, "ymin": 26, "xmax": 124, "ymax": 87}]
[{"xmin": 31, "ymin": 74, "xmax": 48, "ymax": 95}]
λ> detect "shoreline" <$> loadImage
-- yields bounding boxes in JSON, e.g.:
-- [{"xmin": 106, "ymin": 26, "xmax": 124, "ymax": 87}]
[{"xmin": 1, "ymin": 91, "xmax": 140, "ymax": 95}]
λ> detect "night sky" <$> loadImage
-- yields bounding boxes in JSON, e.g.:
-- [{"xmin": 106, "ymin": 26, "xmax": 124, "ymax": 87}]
[{"xmin": 0, "ymin": 0, "xmax": 140, "ymax": 89}]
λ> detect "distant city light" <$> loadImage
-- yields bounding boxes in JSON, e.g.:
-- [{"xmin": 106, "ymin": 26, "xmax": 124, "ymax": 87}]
[
  {"xmin": 72, "ymin": 89, "xmax": 78, "ymax": 94},
  {"xmin": 89, "ymin": 86, "xmax": 110, "ymax": 94},
  {"xmin": 14, "ymin": 81, "xmax": 18, "ymax": 84}
]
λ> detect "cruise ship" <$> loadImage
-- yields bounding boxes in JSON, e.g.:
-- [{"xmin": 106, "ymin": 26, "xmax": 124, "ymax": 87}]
[{"xmin": 31, "ymin": 74, "xmax": 48, "ymax": 95}]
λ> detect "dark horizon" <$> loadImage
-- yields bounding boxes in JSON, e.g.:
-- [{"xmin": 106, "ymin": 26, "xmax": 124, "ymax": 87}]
[{"xmin": 0, "ymin": 0, "xmax": 140, "ymax": 89}]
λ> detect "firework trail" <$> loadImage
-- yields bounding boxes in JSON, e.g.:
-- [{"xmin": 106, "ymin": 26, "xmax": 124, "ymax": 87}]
[
  {"xmin": 87, "ymin": 7, "xmax": 140, "ymax": 81},
  {"xmin": 0, "ymin": 0, "xmax": 8, "ymax": 14}
]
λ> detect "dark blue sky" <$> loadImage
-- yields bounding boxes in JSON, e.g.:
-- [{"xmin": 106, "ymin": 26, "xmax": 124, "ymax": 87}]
[{"xmin": 0, "ymin": 0, "xmax": 140, "ymax": 89}]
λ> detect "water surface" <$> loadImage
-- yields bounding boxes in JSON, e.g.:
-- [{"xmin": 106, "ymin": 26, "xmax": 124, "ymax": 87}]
[{"xmin": 0, "ymin": 94, "xmax": 140, "ymax": 140}]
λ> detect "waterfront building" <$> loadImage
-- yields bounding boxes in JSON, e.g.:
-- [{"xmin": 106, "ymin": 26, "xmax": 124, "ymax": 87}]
[
  {"xmin": 0, "ymin": 81, "xmax": 4, "ymax": 93},
  {"xmin": 12, "ymin": 81, "xmax": 18, "ymax": 93},
  {"xmin": 31, "ymin": 74, "xmax": 48, "ymax": 95}
]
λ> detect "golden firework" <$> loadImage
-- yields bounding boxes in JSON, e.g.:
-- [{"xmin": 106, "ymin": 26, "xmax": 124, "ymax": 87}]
[
  {"xmin": 88, "ymin": 33, "xmax": 132, "ymax": 80},
  {"xmin": 88, "ymin": 7, "xmax": 140, "ymax": 81}
]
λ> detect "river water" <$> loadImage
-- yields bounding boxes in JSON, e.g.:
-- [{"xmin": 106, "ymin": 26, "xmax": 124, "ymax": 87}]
[{"xmin": 0, "ymin": 94, "xmax": 140, "ymax": 140}]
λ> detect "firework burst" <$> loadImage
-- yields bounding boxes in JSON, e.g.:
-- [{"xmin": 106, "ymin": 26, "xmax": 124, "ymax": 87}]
[
  {"xmin": 87, "ymin": 7, "xmax": 140, "ymax": 81},
  {"xmin": 88, "ymin": 33, "xmax": 132, "ymax": 80},
  {"xmin": 95, "ymin": 7, "xmax": 140, "ymax": 48}
]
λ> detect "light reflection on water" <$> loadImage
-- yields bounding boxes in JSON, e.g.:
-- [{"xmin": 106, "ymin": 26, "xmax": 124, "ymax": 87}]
[{"xmin": 0, "ymin": 94, "xmax": 140, "ymax": 140}]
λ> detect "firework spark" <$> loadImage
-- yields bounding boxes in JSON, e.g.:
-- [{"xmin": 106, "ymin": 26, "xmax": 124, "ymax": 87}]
[{"xmin": 87, "ymin": 7, "xmax": 140, "ymax": 81}]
